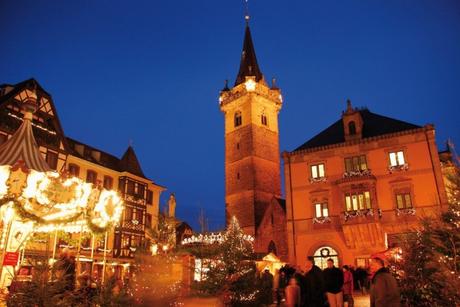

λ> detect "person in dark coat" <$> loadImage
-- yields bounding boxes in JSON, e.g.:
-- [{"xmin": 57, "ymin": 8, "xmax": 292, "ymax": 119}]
[
  {"xmin": 369, "ymin": 257, "xmax": 400, "ymax": 307},
  {"xmin": 322, "ymin": 258, "xmax": 344, "ymax": 307},
  {"xmin": 261, "ymin": 269, "xmax": 274, "ymax": 305},
  {"xmin": 303, "ymin": 256, "xmax": 325, "ymax": 307}
]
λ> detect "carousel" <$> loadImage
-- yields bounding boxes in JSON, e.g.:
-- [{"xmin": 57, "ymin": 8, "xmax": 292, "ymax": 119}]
[{"xmin": 0, "ymin": 87, "xmax": 124, "ymax": 288}]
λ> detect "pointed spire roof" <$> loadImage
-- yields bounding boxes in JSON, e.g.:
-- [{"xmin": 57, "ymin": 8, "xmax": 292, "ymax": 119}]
[
  {"xmin": 0, "ymin": 109, "xmax": 52, "ymax": 172},
  {"xmin": 119, "ymin": 146, "xmax": 145, "ymax": 178},
  {"xmin": 234, "ymin": 22, "xmax": 264, "ymax": 86}
]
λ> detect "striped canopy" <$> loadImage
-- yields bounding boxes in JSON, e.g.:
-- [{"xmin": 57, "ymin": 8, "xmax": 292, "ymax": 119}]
[{"xmin": 0, "ymin": 113, "xmax": 52, "ymax": 172}]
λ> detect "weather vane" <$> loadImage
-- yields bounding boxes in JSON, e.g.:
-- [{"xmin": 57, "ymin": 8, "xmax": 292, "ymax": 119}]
[{"xmin": 244, "ymin": 0, "xmax": 250, "ymax": 22}]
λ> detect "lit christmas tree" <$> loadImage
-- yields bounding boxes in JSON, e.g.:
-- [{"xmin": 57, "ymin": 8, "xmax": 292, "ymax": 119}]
[
  {"xmin": 194, "ymin": 216, "xmax": 263, "ymax": 306},
  {"xmin": 391, "ymin": 168, "xmax": 460, "ymax": 306}
]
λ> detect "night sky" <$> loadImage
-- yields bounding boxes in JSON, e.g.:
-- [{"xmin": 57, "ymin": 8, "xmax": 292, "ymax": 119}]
[{"xmin": 1, "ymin": 1, "xmax": 459, "ymax": 231}]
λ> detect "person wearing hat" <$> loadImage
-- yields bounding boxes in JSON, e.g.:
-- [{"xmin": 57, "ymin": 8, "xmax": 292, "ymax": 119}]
[{"xmin": 369, "ymin": 257, "xmax": 400, "ymax": 307}]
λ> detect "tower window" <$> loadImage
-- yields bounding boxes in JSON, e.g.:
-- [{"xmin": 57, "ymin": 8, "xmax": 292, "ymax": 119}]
[
  {"xmin": 234, "ymin": 112, "xmax": 242, "ymax": 127},
  {"xmin": 261, "ymin": 114, "xmax": 268, "ymax": 126},
  {"xmin": 236, "ymin": 142, "xmax": 240, "ymax": 150},
  {"xmin": 237, "ymin": 172, "xmax": 240, "ymax": 180},
  {"xmin": 348, "ymin": 121, "xmax": 356, "ymax": 135}
]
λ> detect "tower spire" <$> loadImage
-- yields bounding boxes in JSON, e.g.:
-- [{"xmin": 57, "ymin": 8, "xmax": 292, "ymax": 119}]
[{"xmin": 234, "ymin": 3, "xmax": 263, "ymax": 86}]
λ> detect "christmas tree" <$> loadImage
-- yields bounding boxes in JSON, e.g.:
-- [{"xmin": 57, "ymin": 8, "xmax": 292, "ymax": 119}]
[
  {"xmin": 193, "ymin": 216, "xmax": 263, "ymax": 306},
  {"xmin": 391, "ymin": 168, "xmax": 460, "ymax": 306}
]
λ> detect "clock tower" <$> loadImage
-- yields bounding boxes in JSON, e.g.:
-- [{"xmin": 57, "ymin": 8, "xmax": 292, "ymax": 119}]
[{"xmin": 219, "ymin": 17, "xmax": 284, "ymax": 254}]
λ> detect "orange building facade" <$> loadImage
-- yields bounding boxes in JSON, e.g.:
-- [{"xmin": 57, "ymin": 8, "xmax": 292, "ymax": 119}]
[{"xmin": 283, "ymin": 101, "xmax": 448, "ymax": 268}]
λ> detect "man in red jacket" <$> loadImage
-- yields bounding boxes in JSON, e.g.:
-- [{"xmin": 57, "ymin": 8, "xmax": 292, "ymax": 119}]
[{"xmin": 342, "ymin": 265, "xmax": 354, "ymax": 307}]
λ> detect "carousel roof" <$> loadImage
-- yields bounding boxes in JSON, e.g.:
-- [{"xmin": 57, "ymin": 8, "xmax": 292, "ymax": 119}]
[{"xmin": 0, "ymin": 112, "xmax": 52, "ymax": 172}]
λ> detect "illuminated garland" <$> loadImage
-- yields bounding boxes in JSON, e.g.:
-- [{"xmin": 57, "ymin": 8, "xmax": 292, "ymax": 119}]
[
  {"xmin": 0, "ymin": 197, "xmax": 82, "ymax": 225},
  {"xmin": 0, "ymin": 196, "xmax": 115, "ymax": 234},
  {"xmin": 0, "ymin": 165, "xmax": 124, "ymax": 235}
]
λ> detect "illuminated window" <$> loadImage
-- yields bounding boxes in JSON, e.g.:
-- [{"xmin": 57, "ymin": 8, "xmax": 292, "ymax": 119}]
[
  {"xmin": 345, "ymin": 155, "xmax": 367, "ymax": 172},
  {"xmin": 86, "ymin": 170, "xmax": 97, "ymax": 184},
  {"xmin": 46, "ymin": 151, "xmax": 58, "ymax": 170},
  {"xmin": 315, "ymin": 202, "xmax": 329, "ymax": 218},
  {"xmin": 234, "ymin": 112, "xmax": 242, "ymax": 127},
  {"xmin": 345, "ymin": 191, "xmax": 371, "ymax": 211},
  {"xmin": 348, "ymin": 121, "xmax": 356, "ymax": 135},
  {"xmin": 389, "ymin": 151, "xmax": 405, "ymax": 166},
  {"xmin": 261, "ymin": 114, "xmax": 268, "ymax": 126},
  {"xmin": 103, "ymin": 176, "xmax": 113, "ymax": 189},
  {"xmin": 68, "ymin": 164, "xmax": 80, "ymax": 177},
  {"xmin": 311, "ymin": 164, "xmax": 325, "ymax": 179},
  {"xmin": 396, "ymin": 193, "xmax": 412, "ymax": 209}
]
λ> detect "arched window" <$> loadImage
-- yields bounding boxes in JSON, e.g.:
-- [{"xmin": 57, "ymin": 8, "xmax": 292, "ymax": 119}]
[
  {"xmin": 312, "ymin": 246, "xmax": 339, "ymax": 269},
  {"xmin": 268, "ymin": 241, "xmax": 277, "ymax": 255},
  {"xmin": 348, "ymin": 121, "xmax": 356, "ymax": 135},
  {"xmin": 234, "ymin": 111, "xmax": 242, "ymax": 127}
]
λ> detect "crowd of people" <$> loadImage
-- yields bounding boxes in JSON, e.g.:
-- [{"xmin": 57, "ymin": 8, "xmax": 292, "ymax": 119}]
[{"xmin": 261, "ymin": 256, "xmax": 400, "ymax": 307}]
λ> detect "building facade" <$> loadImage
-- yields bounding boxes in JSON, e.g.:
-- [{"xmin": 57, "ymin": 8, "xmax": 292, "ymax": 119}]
[
  {"xmin": 283, "ymin": 100, "xmax": 448, "ymax": 268},
  {"xmin": 219, "ymin": 20, "xmax": 287, "ymax": 259},
  {"xmin": 0, "ymin": 79, "xmax": 165, "ymax": 265}
]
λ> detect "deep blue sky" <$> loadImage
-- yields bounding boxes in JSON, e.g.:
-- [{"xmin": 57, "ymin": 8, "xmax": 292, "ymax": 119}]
[{"xmin": 1, "ymin": 1, "xmax": 459, "ymax": 231}]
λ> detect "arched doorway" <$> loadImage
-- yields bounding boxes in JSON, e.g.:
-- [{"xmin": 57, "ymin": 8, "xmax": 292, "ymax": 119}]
[
  {"xmin": 312, "ymin": 246, "xmax": 339, "ymax": 269},
  {"xmin": 268, "ymin": 241, "xmax": 277, "ymax": 255}
]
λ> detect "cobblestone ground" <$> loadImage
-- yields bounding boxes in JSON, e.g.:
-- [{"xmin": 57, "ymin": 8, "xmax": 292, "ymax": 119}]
[{"xmin": 180, "ymin": 292, "xmax": 370, "ymax": 307}]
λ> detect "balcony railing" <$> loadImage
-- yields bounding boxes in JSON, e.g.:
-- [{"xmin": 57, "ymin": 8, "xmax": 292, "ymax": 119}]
[
  {"xmin": 342, "ymin": 208, "xmax": 382, "ymax": 222},
  {"xmin": 395, "ymin": 207, "xmax": 416, "ymax": 216},
  {"xmin": 310, "ymin": 176, "xmax": 327, "ymax": 184},
  {"xmin": 343, "ymin": 169, "xmax": 372, "ymax": 178},
  {"xmin": 388, "ymin": 163, "xmax": 409, "ymax": 173},
  {"xmin": 312, "ymin": 216, "xmax": 331, "ymax": 224}
]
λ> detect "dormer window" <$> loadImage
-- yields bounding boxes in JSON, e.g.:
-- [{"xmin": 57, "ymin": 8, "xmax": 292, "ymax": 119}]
[
  {"xmin": 348, "ymin": 121, "xmax": 356, "ymax": 135},
  {"xmin": 234, "ymin": 111, "xmax": 242, "ymax": 127}
]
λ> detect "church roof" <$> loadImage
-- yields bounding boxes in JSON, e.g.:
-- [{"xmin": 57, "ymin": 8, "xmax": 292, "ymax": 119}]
[
  {"xmin": 0, "ymin": 111, "xmax": 52, "ymax": 172},
  {"xmin": 234, "ymin": 23, "xmax": 264, "ymax": 86},
  {"xmin": 119, "ymin": 146, "xmax": 146, "ymax": 178},
  {"xmin": 294, "ymin": 109, "xmax": 422, "ymax": 152}
]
